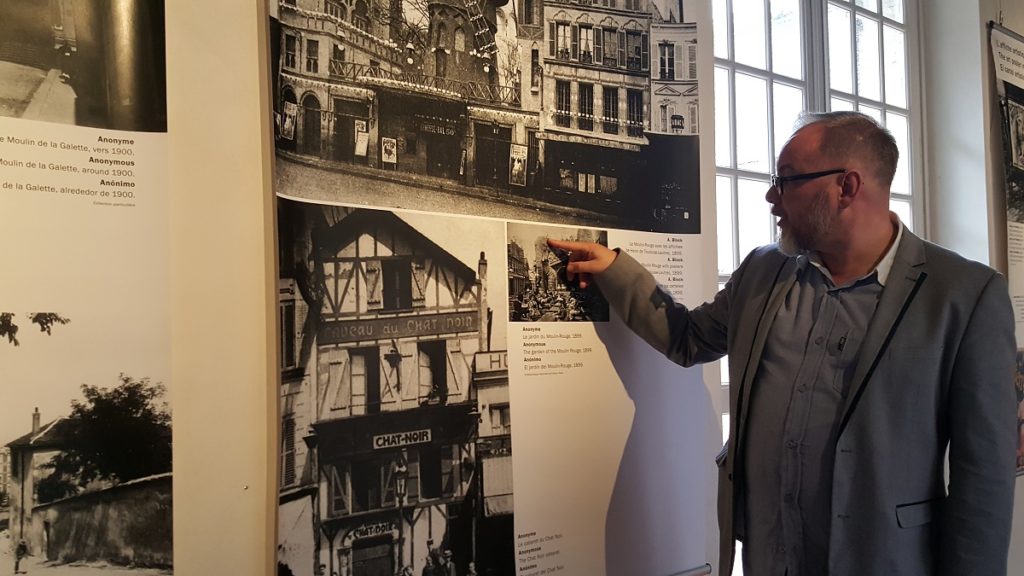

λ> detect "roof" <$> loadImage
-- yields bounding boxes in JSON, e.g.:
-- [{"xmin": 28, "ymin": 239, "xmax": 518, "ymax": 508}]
[
  {"xmin": 320, "ymin": 209, "xmax": 477, "ymax": 281},
  {"xmin": 6, "ymin": 417, "xmax": 75, "ymax": 450}
]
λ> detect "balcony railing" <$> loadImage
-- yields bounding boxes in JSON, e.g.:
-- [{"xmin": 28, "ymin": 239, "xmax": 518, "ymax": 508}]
[{"xmin": 329, "ymin": 60, "xmax": 521, "ymax": 107}]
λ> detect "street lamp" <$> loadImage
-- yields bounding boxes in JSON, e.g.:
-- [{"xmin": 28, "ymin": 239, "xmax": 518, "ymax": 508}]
[{"xmin": 395, "ymin": 458, "xmax": 409, "ymax": 571}]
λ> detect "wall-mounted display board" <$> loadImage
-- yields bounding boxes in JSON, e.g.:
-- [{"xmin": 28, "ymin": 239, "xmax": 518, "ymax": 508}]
[
  {"xmin": 268, "ymin": 0, "xmax": 720, "ymax": 575},
  {"xmin": 991, "ymin": 22, "xmax": 1024, "ymax": 477},
  {"xmin": 0, "ymin": 0, "xmax": 172, "ymax": 572}
]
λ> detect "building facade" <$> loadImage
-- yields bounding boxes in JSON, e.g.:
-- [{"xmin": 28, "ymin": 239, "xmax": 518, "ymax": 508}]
[
  {"xmin": 0, "ymin": 446, "xmax": 10, "ymax": 507},
  {"xmin": 277, "ymin": 202, "xmax": 513, "ymax": 576}
]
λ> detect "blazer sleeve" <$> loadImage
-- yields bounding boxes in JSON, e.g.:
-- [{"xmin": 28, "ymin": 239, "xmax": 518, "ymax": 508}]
[
  {"xmin": 595, "ymin": 249, "xmax": 732, "ymax": 367},
  {"xmin": 939, "ymin": 272, "xmax": 1017, "ymax": 576}
]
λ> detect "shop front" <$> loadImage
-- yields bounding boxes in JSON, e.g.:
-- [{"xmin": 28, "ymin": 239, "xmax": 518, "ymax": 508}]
[
  {"xmin": 314, "ymin": 406, "xmax": 477, "ymax": 576},
  {"xmin": 540, "ymin": 137, "xmax": 647, "ymax": 222},
  {"xmin": 375, "ymin": 90, "xmax": 466, "ymax": 181}
]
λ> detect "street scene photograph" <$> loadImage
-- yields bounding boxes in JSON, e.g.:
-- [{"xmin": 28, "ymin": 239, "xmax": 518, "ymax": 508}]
[
  {"xmin": 506, "ymin": 222, "xmax": 609, "ymax": 322},
  {"xmin": 269, "ymin": 0, "xmax": 702, "ymax": 233},
  {"xmin": 276, "ymin": 199, "xmax": 514, "ymax": 576}
]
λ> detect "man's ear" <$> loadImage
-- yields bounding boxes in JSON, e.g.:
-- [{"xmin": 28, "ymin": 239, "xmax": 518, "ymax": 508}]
[{"xmin": 837, "ymin": 170, "xmax": 861, "ymax": 208}]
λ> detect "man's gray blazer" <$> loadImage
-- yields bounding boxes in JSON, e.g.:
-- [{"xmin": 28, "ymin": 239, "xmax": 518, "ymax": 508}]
[{"xmin": 597, "ymin": 229, "xmax": 1017, "ymax": 576}]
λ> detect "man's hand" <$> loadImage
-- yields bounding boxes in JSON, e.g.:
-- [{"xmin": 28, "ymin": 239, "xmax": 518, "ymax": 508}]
[{"xmin": 546, "ymin": 238, "xmax": 617, "ymax": 289}]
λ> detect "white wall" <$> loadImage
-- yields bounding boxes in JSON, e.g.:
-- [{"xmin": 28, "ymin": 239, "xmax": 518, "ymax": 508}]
[
  {"xmin": 921, "ymin": 0, "xmax": 1024, "ymax": 573},
  {"xmin": 167, "ymin": 2, "xmax": 277, "ymax": 575}
]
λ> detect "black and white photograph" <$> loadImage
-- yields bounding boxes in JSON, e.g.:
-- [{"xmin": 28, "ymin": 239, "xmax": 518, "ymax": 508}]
[
  {"xmin": 1002, "ymin": 83, "xmax": 1024, "ymax": 223},
  {"xmin": 506, "ymin": 222, "xmax": 609, "ymax": 322},
  {"xmin": 1010, "ymin": 98, "xmax": 1024, "ymax": 171},
  {"xmin": 269, "ymin": 0, "xmax": 702, "ymax": 233},
  {"xmin": 276, "ymin": 198, "xmax": 514, "ymax": 576},
  {"xmin": 0, "ymin": 312, "xmax": 172, "ymax": 575},
  {"xmin": 0, "ymin": 0, "xmax": 167, "ymax": 132}
]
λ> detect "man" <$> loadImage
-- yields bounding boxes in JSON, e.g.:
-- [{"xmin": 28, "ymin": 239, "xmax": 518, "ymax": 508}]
[
  {"xmin": 549, "ymin": 111, "xmax": 1016, "ymax": 576},
  {"xmin": 14, "ymin": 539, "xmax": 28, "ymax": 574}
]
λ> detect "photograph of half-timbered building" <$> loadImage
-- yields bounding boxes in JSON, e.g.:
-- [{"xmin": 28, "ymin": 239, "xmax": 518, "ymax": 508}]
[
  {"xmin": 276, "ymin": 199, "xmax": 513, "ymax": 576},
  {"xmin": 269, "ymin": 0, "xmax": 702, "ymax": 233}
]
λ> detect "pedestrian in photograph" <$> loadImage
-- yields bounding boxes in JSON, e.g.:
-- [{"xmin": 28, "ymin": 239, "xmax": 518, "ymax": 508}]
[
  {"xmin": 441, "ymin": 549, "xmax": 456, "ymax": 576},
  {"xmin": 14, "ymin": 538, "xmax": 28, "ymax": 574},
  {"xmin": 548, "ymin": 111, "xmax": 1017, "ymax": 575}
]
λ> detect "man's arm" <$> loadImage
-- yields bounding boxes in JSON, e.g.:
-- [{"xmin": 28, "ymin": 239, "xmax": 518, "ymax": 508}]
[
  {"xmin": 547, "ymin": 238, "xmax": 731, "ymax": 367},
  {"xmin": 940, "ymin": 272, "xmax": 1017, "ymax": 576}
]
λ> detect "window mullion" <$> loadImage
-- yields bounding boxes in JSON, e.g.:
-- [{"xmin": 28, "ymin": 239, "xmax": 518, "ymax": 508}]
[{"xmin": 806, "ymin": 0, "xmax": 829, "ymax": 111}]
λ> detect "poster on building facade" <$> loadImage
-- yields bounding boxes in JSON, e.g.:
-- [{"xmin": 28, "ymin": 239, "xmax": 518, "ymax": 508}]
[
  {"xmin": 991, "ymin": 23, "xmax": 1024, "ymax": 474},
  {"xmin": 0, "ymin": 0, "xmax": 173, "ymax": 572},
  {"xmin": 269, "ymin": 0, "xmax": 716, "ymax": 574}
]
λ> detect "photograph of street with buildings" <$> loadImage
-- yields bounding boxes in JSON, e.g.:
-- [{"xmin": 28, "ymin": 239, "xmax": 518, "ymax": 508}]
[
  {"xmin": 275, "ymin": 198, "xmax": 513, "ymax": 576},
  {"xmin": 506, "ymin": 222, "xmax": 609, "ymax": 322},
  {"xmin": 0, "ymin": 314, "xmax": 172, "ymax": 575},
  {"xmin": 269, "ymin": 0, "xmax": 702, "ymax": 234},
  {"xmin": 1003, "ymin": 83, "xmax": 1024, "ymax": 223},
  {"xmin": 0, "ymin": 0, "xmax": 166, "ymax": 131}
]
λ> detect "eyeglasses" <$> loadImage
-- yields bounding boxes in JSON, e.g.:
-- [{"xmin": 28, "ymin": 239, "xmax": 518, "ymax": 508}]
[{"xmin": 770, "ymin": 168, "xmax": 846, "ymax": 195}]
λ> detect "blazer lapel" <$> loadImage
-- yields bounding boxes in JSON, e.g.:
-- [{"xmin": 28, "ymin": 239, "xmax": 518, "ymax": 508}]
[{"xmin": 837, "ymin": 231, "xmax": 927, "ymax": 435}]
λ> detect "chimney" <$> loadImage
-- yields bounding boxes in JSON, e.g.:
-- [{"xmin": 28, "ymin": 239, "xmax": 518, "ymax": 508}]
[{"xmin": 32, "ymin": 407, "xmax": 40, "ymax": 435}]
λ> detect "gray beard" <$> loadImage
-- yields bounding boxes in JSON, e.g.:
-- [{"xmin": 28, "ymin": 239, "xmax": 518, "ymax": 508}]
[{"xmin": 778, "ymin": 228, "xmax": 806, "ymax": 257}]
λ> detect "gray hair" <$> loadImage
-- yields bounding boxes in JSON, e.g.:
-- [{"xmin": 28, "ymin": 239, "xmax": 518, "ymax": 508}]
[{"xmin": 793, "ymin": 111, "xmax": 899, "ymax": 188}]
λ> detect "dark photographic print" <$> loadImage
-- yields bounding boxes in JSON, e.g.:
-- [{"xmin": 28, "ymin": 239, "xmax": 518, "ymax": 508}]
[
  {"xmin": 1009, "ymin": 99, "xmax": 1024, "ymax": 171},
  {"xmin": 0, "ymin": 0, "xmax": 167, "ymax": 131},
  {"xmin": 269, "ymin": 0, "xmax": 702, "ymax": 233},
  {"xmin": 276, "ymin": 198, "xmax": 514, "ymax": 576},
  {"xmin": 506, "ymin": 222, "xmax": 609, "ymax": 322},
  {"xmin": 1003, "ymin": 84, "xmax": 1024, "ymax": 223}
]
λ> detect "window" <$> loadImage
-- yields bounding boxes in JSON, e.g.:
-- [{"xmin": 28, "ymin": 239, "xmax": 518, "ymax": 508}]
[
  {"xmin": 555, "ymin": 80, "xmax": 571, "ymax": 127},
  {"xmin": 490, "ymin": 404, "xmax": 512, "ymax": 434},
  {"xmin": 602, "ymin": 29, "xmax": 618, "ymax": 67},
  {"xmin": 330, "ymin": 464, "xmax": 349, "ymax": 515},
  {"xmin": 715, "ymin": 0, "xmax": 917, "ymax": 280},
  {"xmin": 672, "ymin": 114, "xmax": 685, "ymax": 134},
  {"xmin": 625, "ymin": 31, "xmax": 647, "ymax": 71},
  {"xmin": 280, "ymin": 300, "xmax": 296, "ymax": 369},
  {"xmin": 418, "ymin": 444, "xmax": 459, "ymax": 499},
  {"xmin": 353, "ymin": 0, "xmax": 369, "ymax": 31},
  {"xmin": 579, "ymin": 26, "xmax": 595, "ymax": 63},
  {"xmin": 455, "ymin": 28, "xmax": 466, "ymax": 52},
  {"xmin": 625, "ymin": 0, "xmax": 640, "ymax": 10},
  {"xmin": 627, "ymin": 89, "xmax": 643, "ymax": 137},
  {"xmin": 659, "ymin": 43, "xmax": 675, "ymax": 80},
  {"xmin": 350, "ymin": 458, "xmax": 396, "ymax": 513},
  {"xmin": 281, "ymin": 417, "xmax": 296, "ymax": 486},
  {"xmin": 339, "ymin": 348, "xmax": 380, "ymax": 413},
  {"xmin": 326, "ymin": 0, "xmax": 345, "ymax": 19},
  {"xmin": 418, "ymin": 340, "xmax": 448, "ymax": 404},
  {"xmin": 556, "ymin": 23, "xmax": 571, "ymax": 59},
  {"xmin": 382, "ymin": 258, "xmax": 412, "ymax": 311},
  {"xmin": 603, "ymin": 86, "xmax": 618, "ymax": 134},
  {"xmin": 284, "ymin": 34, "xmax": 297, "ymax": 69},
  {"xmin": 305, "ymin": 39, "xmax": 319, "ymax": 73},
  {"xmin": 523, "ymin": 0, "xmax": 535, "ymax": 25},
  {"xmin": 579, "ymin": 83, "xmax": 594, "ymax": 131}
]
